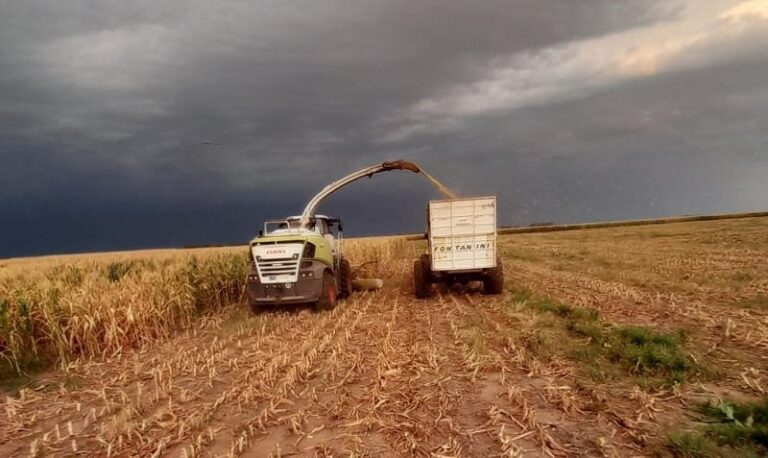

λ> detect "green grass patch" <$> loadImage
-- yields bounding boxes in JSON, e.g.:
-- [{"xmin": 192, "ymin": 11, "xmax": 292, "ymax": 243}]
[
  {"xmin": 668, "ymin": 431, "xmax": 709, "ymax": 457},
  {"xmin": 567, "ymin": 319, "xmax": 604, "ymax": 340},
  {"xmin": 667, "ymin": 397, "xmax": 768, "ymax": 457},
  {"xmin": 608, "ymin": 326, "xmax": 690, "ymax": 383},
  {"xmin": 509, "ymin": 288, "xmax": 697, "ymax": 386},
  {"xmin": 531, "ymin": 298, "xmax": 598, "ymax": 321}
]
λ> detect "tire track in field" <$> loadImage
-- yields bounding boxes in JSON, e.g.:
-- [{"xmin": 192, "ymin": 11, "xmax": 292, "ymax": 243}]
[
  {"xmin": 226, "ymin": 270, "xmax": 532, "ymax": 456},
  {"xmin": 439, "ymin": 291, "xmax": 562, "ymax": 457},
  {"xmin": 116, "ymin": 302, "xmax": 361, "ymax": 457},
  {"xmin": 1, "ymin": 310, "xmax": 303, "ymax": 457},
  {"xmin": 443, "ymin": 290, "xmax": 642, "ymax": 456},
  {"xmin": 110, "ymin": 311, "xmax": 313, "ymax": 456},
  {"xmin": 212, "ymin": 288, "xmax": 403, "ymax": 456},
  {"xmin": 200, "ymin": 292, "xmax": 376, "ymax": 457},
  {"xmin": 197, "ymin": 270, "xmax": 478, "ymax": 456},
  {"xmin": 4, "ymin": 306, "xmax": 335, "ymax": 457},
  {"xmin": 264, "ymin": 288, "xmax": 407, "ymax": 456},
  {"xmin": 315, "ymin": 286, "xmax": 460, "ymax": 456}
]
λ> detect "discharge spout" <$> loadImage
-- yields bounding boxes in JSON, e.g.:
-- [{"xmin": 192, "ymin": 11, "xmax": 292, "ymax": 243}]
[{"xmin": 299, "ymin": 159, "xmax": 456, "ymax": 227}]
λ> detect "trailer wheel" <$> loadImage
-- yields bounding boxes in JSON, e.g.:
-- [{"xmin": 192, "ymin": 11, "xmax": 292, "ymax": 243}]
[
  {"xmin": 339, "ymin": 257, "xmax": 353, "ymax": 298},
  {"xmin": 483, "ymin": 258, "xmax": 504, "ymax": 295},
  {"xmin": 316, "ymin": 271, "xmax": 338, "ymax": 310},
  {"xmin": 414, "ymin": 255, "xmax": 432, "ymax": 299},
  {"xmin": 419, "ymin": 253, "xmax": 432, "ymax": 274}
]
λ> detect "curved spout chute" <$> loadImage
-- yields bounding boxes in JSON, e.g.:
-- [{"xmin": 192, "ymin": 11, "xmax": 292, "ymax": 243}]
[{"xmin": 299, "ymin": 159, "xmax": 455, "ymax": 228}]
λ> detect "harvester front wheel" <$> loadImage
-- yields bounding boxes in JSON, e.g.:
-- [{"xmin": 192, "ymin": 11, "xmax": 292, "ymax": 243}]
[
  {"xmin": 316, "ymin": 271, "xmax": 338, "ymax": 311},
  {"xmin": 414, "ymin": 255, "xmax": 432, "ymax": 299},
  {"xmin": 483, "ymin": 258, "xmax": 504, "ymax": 295},
  {"xmin": 339, "ymin": 257, "xmax": 353, "ymax": 298}
]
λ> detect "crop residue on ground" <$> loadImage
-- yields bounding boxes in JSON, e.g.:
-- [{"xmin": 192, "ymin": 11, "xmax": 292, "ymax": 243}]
[{"xmin": 1, "ymin": 217, "xmax": 767, "ymax": 456}]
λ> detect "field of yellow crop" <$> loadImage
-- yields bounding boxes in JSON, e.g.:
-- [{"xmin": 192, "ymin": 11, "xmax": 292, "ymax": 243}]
[
  {"xmin": 0, "ymin": 248, "xmax": 247, "ymax": 376},
  {"xmin": 1, "ymin": 218, "xmax": 766, "ymax": 457}
]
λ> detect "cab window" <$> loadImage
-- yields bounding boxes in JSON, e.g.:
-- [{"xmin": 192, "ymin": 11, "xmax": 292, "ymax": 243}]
[{"xmin": 315, "ymin": 219, "xmax": 329, "ymax": 235}]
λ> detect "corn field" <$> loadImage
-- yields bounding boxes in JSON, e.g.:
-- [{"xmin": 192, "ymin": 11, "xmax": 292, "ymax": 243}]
[
  {"xmin": 1, "ymin": 219, "xmax": 767, "ymax": 457},
  {"xmin": 0, "ymin": 249, "xmax": 248, "ymax": 375}
]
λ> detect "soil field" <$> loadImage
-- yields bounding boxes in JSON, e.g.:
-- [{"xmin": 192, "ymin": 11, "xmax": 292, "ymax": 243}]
[{"xmin": 2, "ymin": 217, "xmax": 767, "ymax": 457}]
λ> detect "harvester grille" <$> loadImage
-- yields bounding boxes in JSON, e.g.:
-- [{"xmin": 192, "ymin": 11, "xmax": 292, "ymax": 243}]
[{"xmin": 255, "ymin": 257, "xmax": 300, "ymax": 284}]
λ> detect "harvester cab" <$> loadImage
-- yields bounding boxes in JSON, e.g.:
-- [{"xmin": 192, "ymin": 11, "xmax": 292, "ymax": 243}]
[{"xmin": 246, "ymin": 160, "xmax": 421, "ymax": 311}]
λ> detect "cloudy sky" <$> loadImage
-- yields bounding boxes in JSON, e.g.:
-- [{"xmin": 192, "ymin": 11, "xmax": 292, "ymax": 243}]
[{"xmin": 1, "ymin": 0, "xmax": 767, "ymax": 257}]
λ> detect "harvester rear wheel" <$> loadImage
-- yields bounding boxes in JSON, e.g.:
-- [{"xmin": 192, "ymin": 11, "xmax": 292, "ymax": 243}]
[
  {"xmin": 483, "ymin": 258, "xmax": 504, "ymax": 295},
  {"xmin": 316, "ymin": 271, "xmax": 338, "ymax": 310},
  {"xmin": 414, "ymin": 254, "xmax": 432, "ymax": 299},
  {"xmin": 339, "ymin": 257, "xmax": 353, "ymax": 298}
]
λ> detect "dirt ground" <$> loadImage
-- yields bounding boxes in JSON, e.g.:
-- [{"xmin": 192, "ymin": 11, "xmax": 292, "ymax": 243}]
[{"xmin": 2, "ymin": 218, "xmax": 766, "ymax": 457}]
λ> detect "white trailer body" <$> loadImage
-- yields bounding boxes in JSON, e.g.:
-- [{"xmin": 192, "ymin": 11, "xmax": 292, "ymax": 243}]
[
  {"xmin": 414, "ymin": 196, "xmax": 503, "ymax": 298},
  {"xmin": 428, "ymin": 196, "xmax": 497, "ymax": 271}
]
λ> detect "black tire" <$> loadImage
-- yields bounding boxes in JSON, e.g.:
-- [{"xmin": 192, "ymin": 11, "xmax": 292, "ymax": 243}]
[
  {"xmin": 339, "ymin": 257, "xmax": 353, "ymax": 298},
  {"xmin": 483, "ymin": 258, "xmax": 504, "ymax": 295},
  {"xmin": 316, "ymin": 271, "xmax": 338, "ymax": 310},
  {"xmin": 414, "ymin": 254, "xmax": 432, "ymax": 299}
]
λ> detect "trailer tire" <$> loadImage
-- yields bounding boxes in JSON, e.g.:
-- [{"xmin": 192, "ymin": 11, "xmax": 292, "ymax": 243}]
[
  {"xmin": 339, "ymin": 257, "xmax": 353, "ymax": 298},
  {"xmin": 419, "ymin": 253, "xmax": 432, "ymax": 272},
  {"xmin": 483, "ymin": 259, "xmax": 504, "ymax": 295},
  {"xmin": 414, "ymin": 255, "xmax": 432, "ymax": 299},
  {"xmin": 316, "ymin": 271, "xmax": 338, "ymax": 310}
]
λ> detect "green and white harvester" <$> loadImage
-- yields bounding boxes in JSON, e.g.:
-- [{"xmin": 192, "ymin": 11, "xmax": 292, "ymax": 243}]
[{"xmin": 246, "ymin": 160, "xmax": 421, "ymax": 311}]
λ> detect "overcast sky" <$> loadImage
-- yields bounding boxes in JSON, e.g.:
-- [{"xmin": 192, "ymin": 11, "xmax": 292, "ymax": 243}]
[{"xmin": 1, "ymin": 0, "xmax": 767, "ymax": 257}]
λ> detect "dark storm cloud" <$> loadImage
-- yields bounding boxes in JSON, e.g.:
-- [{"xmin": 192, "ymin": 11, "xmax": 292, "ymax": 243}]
[
  {"xmin": 398, "ymin": 55, "xmax": 768, "ymax": 224},
  {"xmin": 0, "ymin": 0, "xmax": 666, "ymax": 178},
  {"xmin": 0, "ymin": 0, "xmax": 765, "ymax": 257}
]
